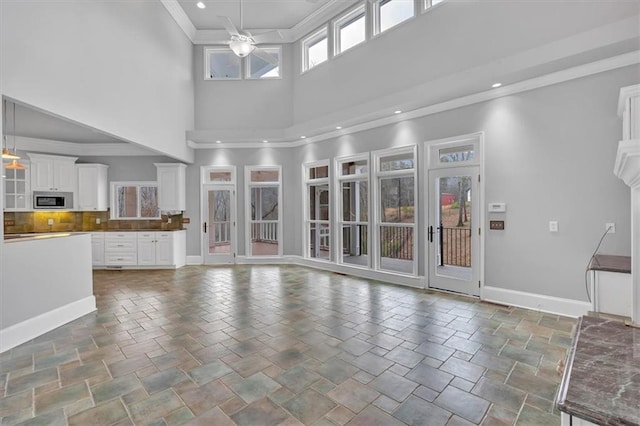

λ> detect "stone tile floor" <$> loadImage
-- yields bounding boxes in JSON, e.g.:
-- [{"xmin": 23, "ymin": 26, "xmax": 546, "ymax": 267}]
[{"xmin": 0, "ymin": 265, "xmax": 576, "ymax": 425}]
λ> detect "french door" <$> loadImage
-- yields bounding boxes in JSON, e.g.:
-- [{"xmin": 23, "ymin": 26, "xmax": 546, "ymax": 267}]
[
  {"xmin": 203, "ymin": 185, "xmax": 236, "ymax": 264},
  {"xmin": 428, "ymin": 166, "xmax": 480, "ymax": 296}
]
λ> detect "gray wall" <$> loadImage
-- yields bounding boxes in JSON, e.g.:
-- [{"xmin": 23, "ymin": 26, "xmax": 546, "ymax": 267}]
[
  {"xmin": 291, "ymin": 1, "xmax": 637, "ymax": 124},
  {"xmin": 77, "ymin": 156, "xmax": 176, "ymax": 182},
  {"xmin": 1, "ymin": 1, "xmax": 195, "ymax": 163},
  {"xmin": 185, "ymin": 65, "xmax": 636, "ymax": 302},
  {"xmin": 194, "ymin": 44, "xmax": 294, "ymax": 130}
]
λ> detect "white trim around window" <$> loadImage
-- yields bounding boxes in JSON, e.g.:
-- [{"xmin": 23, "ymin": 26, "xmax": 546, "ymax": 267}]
[
  {"xmin": 204, "ymin": 47, "xmax": 242, "ymax": 81},
  {"xmin": 335, "ymin": 153, "xmax": 370, "ymax": 269},
  {"xmin": 333, "ymin": 3, "xmax": 367, "ymax": 57},
  {"xmin": 244, "ymin": 165, "xmax": 283, "ymax": 258},
  {"xmin": 246, "ymin": 46, "xmax": 283, "ymax": 80},
  {"xmin": 110, "ymin": 181, "xmax": 160, "ymax": 220},
  {"xmin": 303, "ymin": 159, "xmax": 331, "ymax": 261},
  {"xmin": 372, "ymin": 145, "xmax": 418, "ymax": 276},
  {"xmin": 372, "ymin": 0, "xmax": 416, "ymax": 37},
  {"xmin": 302, "ymin": 26, "xmax": 329, "ymax": 73}
]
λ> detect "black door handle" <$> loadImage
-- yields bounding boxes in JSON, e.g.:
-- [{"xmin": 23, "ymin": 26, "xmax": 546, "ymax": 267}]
[
  {"xmin": 203, "ymin": 222, "xmax": 207, "ymax": 233},
  {"xmin": 428, "ymin": 226, "xmax": 433, "ymax": 243}
]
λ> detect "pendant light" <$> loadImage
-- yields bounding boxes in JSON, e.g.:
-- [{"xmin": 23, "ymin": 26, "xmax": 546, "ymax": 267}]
[
  {"xmin": 2, "ymin": 99, "xmax": 20, "ymax": 160},
  {"xmin": 4, "ymin": 101, "xmax": 26, "ymax": 170}
]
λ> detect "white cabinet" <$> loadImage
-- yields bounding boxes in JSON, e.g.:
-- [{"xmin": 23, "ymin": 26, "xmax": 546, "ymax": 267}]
[
  {"xmin": 136, "ymin": 231, "xmax": 185, "ymax": 267},
  {"xmin": 28, "ymin": 153, "xmax": 78, "ymax": 193},
  {"xmin": 104, "ymin": 233, "xmax": 138, "ymax": 266},
  {"xmin": 156, "ymin": 234, "xmax": 174, "ymax": 265},
  {"xmin": 77, "ymin": 164, "xmax": 108, "ymax": 211},
  {"xmin": 91, "ymin": 232, "xmax": 105, "ymax": 266},
  {"xmin": 137, "ymin": 232, "xmax": 157, "ymax": 265},
  {"xmin": 93, "ymin": 231, "xmax": 185, "ymax": 268},
  {"xmin": 3, "ymin": 160, "xmax": 30, "ymax": 211},
  {"xmin": 155, "ymin": 163, "xmax": 186, "ymax": 212}
]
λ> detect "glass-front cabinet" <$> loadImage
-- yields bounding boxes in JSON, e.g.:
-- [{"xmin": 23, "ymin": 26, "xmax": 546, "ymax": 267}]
[{"xmin": 3, "ymin": 160, "xmax": 30, "ymax": 210}]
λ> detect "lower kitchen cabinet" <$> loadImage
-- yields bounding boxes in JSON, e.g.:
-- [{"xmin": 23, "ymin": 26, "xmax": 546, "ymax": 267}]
[
  {"xmin": 104, "ymin": 233, "xmax": 137, "ymax": 266},
  {"xmin": 91, "ymin": 232, "xmax": 105, "ymax": 266},
  {"xmin": 92, "ymin": 231, "xmax": 185, "ymax": 269}
]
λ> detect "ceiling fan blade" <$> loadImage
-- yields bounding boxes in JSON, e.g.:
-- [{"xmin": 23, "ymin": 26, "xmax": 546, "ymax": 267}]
[
  {"xmin": 250, "ymin": 30, "xmax": 283, "ymax": 44},
  {"xmin": 252, "ymin": 47, "xmax": 279, "ymax": 65},
  {"xmin": 218, "ymin": 15, "xmax": 240, "ymax": 37}
]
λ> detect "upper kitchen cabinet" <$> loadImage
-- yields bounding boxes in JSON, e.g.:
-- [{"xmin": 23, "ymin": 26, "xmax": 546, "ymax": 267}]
[
  {"xmin": 77, "ymin": 164, "xmax": 109, "ymax": 211},
  {"xmin": 28, "ymin": 153, "xmax": 77, "ymax": 192},
  {"xmin": 3, "ymin": 160, "xmax": 31, "ymax": 211},
  {"xmin": 155, "ymin": 163, "xmax": 186, "ymax": 212}
]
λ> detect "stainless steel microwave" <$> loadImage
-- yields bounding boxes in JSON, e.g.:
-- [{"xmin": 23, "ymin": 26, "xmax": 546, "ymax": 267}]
[{"xmin": 33, "ymin": 191, "xmax": 74, "ymax": 210}]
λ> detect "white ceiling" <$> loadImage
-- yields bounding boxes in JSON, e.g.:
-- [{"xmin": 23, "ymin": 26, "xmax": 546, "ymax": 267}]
[{"xmin": 177, "ymin": 0, "xmax": 333, "ymax": 31}]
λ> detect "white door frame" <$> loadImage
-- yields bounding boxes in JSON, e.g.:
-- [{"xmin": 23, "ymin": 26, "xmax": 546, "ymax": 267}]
[
  {"xmin": 200, "ymin": 166, "xmax": 237, "ymax": 264},
  {"xmin": 424, "ymin": 132, "xmax": 485, "ymax": 297},
  {"xmin": 427, "ymin": 165, "xmax": 480, "ymax": 296}
]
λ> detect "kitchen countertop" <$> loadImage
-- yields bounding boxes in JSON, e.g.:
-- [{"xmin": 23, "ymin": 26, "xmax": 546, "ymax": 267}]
[
  {"xmin": 557, "ymin": 316, "xmax": 640, "ymax": 425},
  {"xmin": 4, "ymin": 229, "xmax": 185, "ymax": 240},
  {"xmin": 588, "ymin": 254, "xmax": 632, "ymax": 274},
  {"xmin": 3, "ymin": 232, "xmax": 81, "ymax": 243}
]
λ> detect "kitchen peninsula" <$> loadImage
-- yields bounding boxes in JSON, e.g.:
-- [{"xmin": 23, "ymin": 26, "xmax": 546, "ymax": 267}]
[{"xmin": 1, "ymin": 233, "xmax": 95, "ymax": 352}]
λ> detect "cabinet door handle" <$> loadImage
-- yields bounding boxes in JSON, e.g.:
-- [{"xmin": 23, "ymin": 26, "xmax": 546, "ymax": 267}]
[{"xmin": 203, "ymin": 222, "xmax": 207, "ymax": 233}]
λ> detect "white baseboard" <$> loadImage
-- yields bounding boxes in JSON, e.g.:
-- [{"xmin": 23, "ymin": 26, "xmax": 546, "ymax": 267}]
[
  {"xmin": 236, "ymin": 256, "xmax": 296, "ymax": 265},
  {"xmin": 482, "ymin": 286, "xmax": 591, "ymax": 318},
  {"xmin": 238, "ymin": 255, "xmax": 425, "ymax": 289},
  {"xmin": 0, "ymin": 296, "xmax": 96, "ymax": 353},
  {"xmin": 186, "ymin": 255, "xmax": 203, "ymax": 265}
]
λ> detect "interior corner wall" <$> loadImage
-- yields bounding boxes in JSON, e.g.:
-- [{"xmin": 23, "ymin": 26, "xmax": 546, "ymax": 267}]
[
  {"xmin": 185, "ymin": 65, "xmax": 637, "ymax": 303},
  {"xmin": 0, "ymin": 1, "xmax": 195, "ymax": 163},
  {"xmin": 193, "ymin": 44, "xmax": 294, "ymax": 130}
]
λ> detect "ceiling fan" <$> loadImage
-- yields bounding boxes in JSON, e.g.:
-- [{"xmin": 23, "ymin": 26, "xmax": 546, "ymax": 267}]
[{"xmin": 216, "ymin": 0, "xmax": 282, "ymax": 64}]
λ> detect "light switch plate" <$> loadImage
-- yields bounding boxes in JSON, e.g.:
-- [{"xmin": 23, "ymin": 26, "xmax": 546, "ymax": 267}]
[
  {"xmin": 96, "ymin": 218, "xmax": 101, "ymax": 225},
  {"xmin": 488, "ymin": 203, "xmax": 506, "ymax": 213},
  {"xmin": 47, "ymin": 218, "xmax": 54, "ymax": 226},
  {"xmin": 549, "ymin": 221, "xmax": 558, "ymax": 232}
]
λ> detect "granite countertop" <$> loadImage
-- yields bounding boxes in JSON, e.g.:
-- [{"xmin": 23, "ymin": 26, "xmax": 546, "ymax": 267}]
[
  {"xmin": 589, "ymin": 254, "xmax": 632, "ymax": 274},
  {"xmin": 557, "ymin": 316, "xmax": 640, "ymax": 425}
]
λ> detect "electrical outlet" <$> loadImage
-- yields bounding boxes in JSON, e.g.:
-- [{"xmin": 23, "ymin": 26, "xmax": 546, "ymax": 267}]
[
  {"xmin": 47, "ymin": 218, "xmax": 54, "ymax": 226},
  {"xmin": 167, "ymin": 218, "xmax": 172, "ymax": 224},
  {"xmin": 549, "ymin": 221, "xmax": 558, "ymax": 232},
  {"xmin": 96, "ymin": 218, "xmax": 101, "ymax": 225},
  {"xmin": 606, "ymin": 223, "xmax": 615, "ymax": 233}
]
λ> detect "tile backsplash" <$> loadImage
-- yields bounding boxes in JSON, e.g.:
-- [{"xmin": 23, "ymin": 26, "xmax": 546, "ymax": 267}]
[{"xmin": 4, "ymin": 211, "xmax": 183, "ymax": 234}]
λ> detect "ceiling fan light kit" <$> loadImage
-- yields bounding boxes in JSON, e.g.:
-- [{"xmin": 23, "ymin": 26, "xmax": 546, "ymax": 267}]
[
  {"xmin": 217, "ymin": 0, "xmax": 281, "ymax": 62},
  {"xmin": 229, "ymin": 35, "xmax": 255, "ymax": 57}
]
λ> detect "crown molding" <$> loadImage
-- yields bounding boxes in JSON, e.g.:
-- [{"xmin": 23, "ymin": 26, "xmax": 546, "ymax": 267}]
[
  {"xmin": 187, "ymin": 50, "xmax": 640, "ymax": 149},
  {"xmin": 16, "ymin": 136, "xmax": 160, "ymax": 157},
  {"xmin": 615, "ymin": 139, "xmax": 640, "ymax": 188},
  {"xmin": 160, "ymin": 0, "xmax": 197, "ymax": 41}
]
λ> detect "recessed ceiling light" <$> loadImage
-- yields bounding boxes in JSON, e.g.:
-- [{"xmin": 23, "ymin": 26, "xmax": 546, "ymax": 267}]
[
  {"xmin": 336, "ymin": 126, "xmax": 342, "ymax": 130},
  {"xmin": 263, "ymin": 140, "xmax": 268, "ymax": 143},
  {"xmin": 196, "ymin": 1, "xmax": 206, "ymax": 9},
  {"xmin": 394, "ymin": 110, "xmax": 402, "ymax": 114},
  {"xmin": 492, "ymin": 83, "xmax": 502, "ymax": 88},
  {"xmin": 300, "ymin": 136, "xmax": 306, "ymax": 139},
  {"xmin": 215, "ymin": 140, "xmax": 221, "ymax": 144}
]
